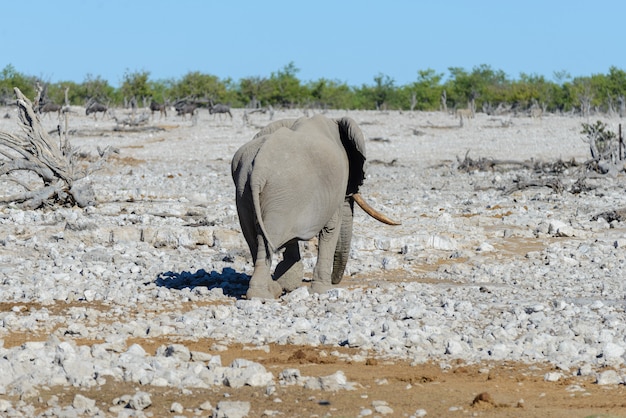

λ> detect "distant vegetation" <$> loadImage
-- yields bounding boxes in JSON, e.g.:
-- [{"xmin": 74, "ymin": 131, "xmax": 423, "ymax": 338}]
[{"xmin": 2, "ymin": 62, "xmax": 626, "ymax": 115}]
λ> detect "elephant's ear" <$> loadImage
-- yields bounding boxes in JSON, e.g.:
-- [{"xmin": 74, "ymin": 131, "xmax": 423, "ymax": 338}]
[
  {"xmin": 337, "ymin": 117, "xmax": 366, "ymax": 195},
  {"xmin": 252, "ymin": 118, "xmax": 300, "ymax": 139}
]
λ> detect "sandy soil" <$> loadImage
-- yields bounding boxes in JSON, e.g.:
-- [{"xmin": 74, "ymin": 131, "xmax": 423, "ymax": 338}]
[
  {"xmin": 1, "ymin": 106, "xmax": 626, "ymax": 417},
  {"xmin": 3, "ymin": 295, "xmax": 626, "ymax": 418}
]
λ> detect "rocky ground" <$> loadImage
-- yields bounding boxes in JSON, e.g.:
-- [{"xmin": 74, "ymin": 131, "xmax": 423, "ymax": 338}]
[{"xmin": 1, "ymin": 105, "xmax": 626, "ymax": 417}]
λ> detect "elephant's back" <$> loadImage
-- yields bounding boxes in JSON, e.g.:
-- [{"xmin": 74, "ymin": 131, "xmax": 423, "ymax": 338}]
[
  {"xmin": 257, "ymin": 127, "xmax": 344, "ymax": 170},
  {"xmin": 252, "ymin": 129, "xmax": 348, "ymax": 247}
]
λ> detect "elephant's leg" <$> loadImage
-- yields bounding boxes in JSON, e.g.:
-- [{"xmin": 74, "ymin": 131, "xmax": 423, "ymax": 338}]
[
  {"xmin": 246, "ymin": 234, "xmax": 282, "ymax": 299},
  {"xmin": 275, "ymin": 240, "xmax": 303, "ymax": 292},
  {"xmin": 311, "ymin": 208, "xmax": 341, "ymax": 294},
  {"xmin": 237, "ymin": 198, "xmax": 258, "ymax": 262}
]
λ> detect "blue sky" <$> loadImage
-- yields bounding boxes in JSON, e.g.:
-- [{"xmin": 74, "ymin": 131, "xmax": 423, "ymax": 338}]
[{"xmin": 2, "ymin": 0, "xmax": 624, "ymax": 87}]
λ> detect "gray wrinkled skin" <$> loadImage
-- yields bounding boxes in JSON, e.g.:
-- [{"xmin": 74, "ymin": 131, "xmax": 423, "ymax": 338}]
[{"xmin": 231, "ymin": 115, "xmax": 366, "ymax": 299}]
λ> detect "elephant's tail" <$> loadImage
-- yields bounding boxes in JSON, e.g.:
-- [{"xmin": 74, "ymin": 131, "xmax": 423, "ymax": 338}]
[{"xmin": 251, "ymin": 180, "xmax": 276, "ymax": 253}]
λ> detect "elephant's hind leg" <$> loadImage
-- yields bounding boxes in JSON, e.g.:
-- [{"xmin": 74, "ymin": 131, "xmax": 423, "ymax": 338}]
[
  {"xmin": 275, "ymin": 241, "xmax": 303, "ymax": 292},
  {"xmin": 246, "ymin": 234, "xmax": 282, "ymax": 299},
  {"xmin": 311, "ymin": 209, "xmax": 341, "ymax": 294}
]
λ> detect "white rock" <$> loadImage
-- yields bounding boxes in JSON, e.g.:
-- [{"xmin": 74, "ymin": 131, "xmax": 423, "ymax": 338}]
[
  {"xmin": 191, "ymin": 351, "xmax": 214, "ymax": 362},
  {"xmin": 162, "ymin": 344, "xmax": 191, "ymax": 362},
  {"xmin": 224, "ymin": 360, "xmax": 274, "ymax": 388},
  {"xmin": 602, "ymin": 342, "xmax": 625, "ymax": 360},
  {"xmin": 596, "ymin": 370, "xmax": 622, "ymax": 385},
  {"xmin": 304, "ymin": 370, "xmax": 354, "ymax": 391},
  {"xmin": 327, "ymin": 287, "xmax": 349, "ymax": 300},
  {"xmin": 293, "ymin": 318, "xmax": 312, "ymax": 333},
  {"xmin": 83, "ymin": 289, "xmax": 96, "ymax": 302},
  {"xmin": 445, "ymin": 340, "xmax": 466, "ymax": 356},
  {"xmin": 488, "ymin": 343, "xmax": 509, "ymax": 360},
  {"xmin": 214, "ymin": 400, "xmax": 251, "ymax": 418},
  {"xmin": 73, "ymin": 394, "xmax": 96, "ymax": 411},
  {"xmin": 198, "ymin": 400, "xmax": 213, "ymax": 410},
  {"xmin": 372, "ymin": 400, "xmax": 394, "ymax": 415},
  {"xmin": 279, "ymin": 368, "xmax": 301, "ymax": 385},
  {"xmin": 375, "ymin": 405, "xmax": 394, "ymax": 415},
  {"xmin": 544, "ymin": 372, "xmax": 562, "ymax": 382},
  {"xmin": 0, "ymin": 399, "xmax": 12, "ymax": 412},
  {"xmin": 476, "ymin": 242, "xmax": 495, "ymax": 252},
  {"xmin": 548, "ymin": 220, "xmax": 576, "ymax": 237},
  {"xmin": 170, "ymin": 402, "xmax": 184, "ymax": 413},
  {"xmin": 282, "ymin": 286, "xmax": 310, "ymax": 302},
  {"xmin": 347, "ymin": 331, "xmax": 369, "ymax": 348},
  {"xmin": 129, "ymin": 391, "xmax": 152, "ymax": 410},
  {"xmin": 211, "ymin": 305, "xmax": 232, "ymax": 320},
  {"xmin": 427, "ymin": 234, "xmax": 457, "ymax": 250}
]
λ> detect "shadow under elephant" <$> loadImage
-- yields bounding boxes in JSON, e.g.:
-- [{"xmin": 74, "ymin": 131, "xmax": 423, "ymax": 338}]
[{"xmin": 155, "ymin": 267, "xmax": 253, "ymax": 299}]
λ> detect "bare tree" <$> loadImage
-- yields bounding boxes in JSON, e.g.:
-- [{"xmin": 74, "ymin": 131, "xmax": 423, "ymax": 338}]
[
  {"xmin": 494, "ymin": 102, "xmax": 512, "ymax": 115},
  {"xmin": 0, "ymin": 88, "xmax": 113, "ymax": 209},
  {"xmin": 581, "ymin": 121, "xmax": 618, "ymax": 161},
  {"xmin": 35, "ymin": 82, "xmax": 63, "ymax": 118},
  {"xmin": 529, "ymin": 99, "xmax": 543, "ymax": 119},
  {"xmin": 440, "ymin": 90, "xmax": 447, "ymax": 112},
  {"xmin": 409, "ymin": 92, "xmax": 417, "ymax": 112},
  {"xmin": 64, "ymin": 87, "xmax": 70, "ymax": 107},
  {"xmin": 456, "ymin": 108, "xmax": 473, "ymax": 127},
  {"xmin": 576, "ymin": 82, "xmax": 593, "ymax": 119},
  {"xmin": 469, "ymin": 96, "xmax": 476, "ymax": 117}
]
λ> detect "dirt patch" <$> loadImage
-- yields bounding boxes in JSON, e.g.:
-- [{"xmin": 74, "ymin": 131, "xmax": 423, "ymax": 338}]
[
  {"xmin": 2, "ymin": 301, "xmax": 626, "ymax": 417},
  {"xmin": 2, "ymin": 337, "xmax": 625, "ymax": 417}
]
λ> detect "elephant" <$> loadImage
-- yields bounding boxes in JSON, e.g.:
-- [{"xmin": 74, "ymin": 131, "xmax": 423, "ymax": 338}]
[{"xmin": 231, "ymin": 114, "xmax": 399, "ymax": 299}]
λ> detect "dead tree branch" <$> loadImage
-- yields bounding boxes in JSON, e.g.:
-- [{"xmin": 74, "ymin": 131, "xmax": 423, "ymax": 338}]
[
  {"xmin": 504, "ymin": 176, "xmax": 565, "ymax": 194},
  {"xmin": 0, "ymin": 88, "xmax": 111, "ymax": 209},
  {"xmin": 457, "ymin": 151, "xmax": 581, "ymax": 175}
]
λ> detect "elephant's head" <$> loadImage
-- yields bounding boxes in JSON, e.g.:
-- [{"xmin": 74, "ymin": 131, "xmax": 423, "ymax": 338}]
[{"xmin": 331, "ymin": 117, "xmax": 400, "ymax": 285}]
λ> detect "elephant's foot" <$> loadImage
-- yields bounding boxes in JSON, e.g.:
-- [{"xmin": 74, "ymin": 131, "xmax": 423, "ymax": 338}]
[
  {"xmin": 269, "ymin": 280, "xmax": 283, "ymax": 298},
  {"xmin": 276, "ymin": 261, "xmax": 304, "ymax": 292},
  {"xmin": 310, "ymin": 281, "xmax": 333, "ymax": 295},
  {"xmin": 247, "ymin": 281, "xmax": 283, "ymax": 299}
]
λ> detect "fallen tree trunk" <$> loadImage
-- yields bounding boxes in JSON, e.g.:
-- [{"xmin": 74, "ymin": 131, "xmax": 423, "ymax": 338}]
[
  {"xmin": 0, "ymin": 88, "xmax": 112, "ymax": 209},
  {"xmin": 503, "ymin": 177, "xmax": 565, "ymax": 195},
  {"xmin": 457, "ymin": 151, "xmax": 580, "ymax": 174}
]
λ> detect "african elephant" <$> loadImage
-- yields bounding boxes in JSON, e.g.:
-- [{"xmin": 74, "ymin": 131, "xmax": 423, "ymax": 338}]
[{"xmin": 232, "ymin": 114, "xmax": 399, "ymax": 299}]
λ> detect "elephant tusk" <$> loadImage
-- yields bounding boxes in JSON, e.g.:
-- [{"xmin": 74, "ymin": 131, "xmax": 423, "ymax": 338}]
[{"xmin": 352, "ymin": 193, "xmax": 401, "ymax": 225}]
